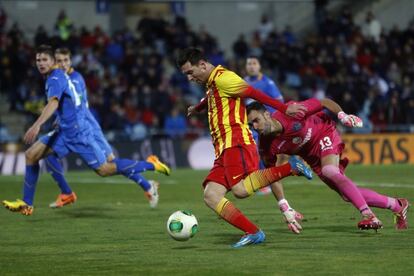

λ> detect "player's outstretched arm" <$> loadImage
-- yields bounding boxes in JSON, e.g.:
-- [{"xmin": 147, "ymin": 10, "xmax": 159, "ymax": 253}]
[
  {"xmin": 242, "ymin": 86, "xmax": 307, "ymax": 118},
  {"xmin": 320, "ymin": 98, "xmax": 363, "ymax": 128},
  {"xmin": 24, "ymin": 97, "xmax": 59, "ymax": 144}
]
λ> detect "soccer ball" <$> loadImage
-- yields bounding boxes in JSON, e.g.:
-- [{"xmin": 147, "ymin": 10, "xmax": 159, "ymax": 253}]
[{"xmin": 167, "ymin": 210, "xmax": 198, "ymax": 241}]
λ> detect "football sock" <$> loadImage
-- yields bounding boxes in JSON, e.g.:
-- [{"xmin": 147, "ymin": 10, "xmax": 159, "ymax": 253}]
[
  {"xmin": 278, "ymin": 199, "xmax": 291, "ymax": 212},
  {"xmin": 113, "ymin": 158, "xmax": 155, "ymax": 176},
  {"xmin": 358, "ymin": 188, "xmax": 401, "ymax": 212},
  {"xmin": 45, "ymin": 155, "xmax": 72, "ymax": 194},
  {"xmin": 23, "ymin": 164, "xmax": 40, "ymax": 206},
  {"xmin": 215, "ymin": 198, "xmax": 259, "ymax": 234},
  {"xmin": 128, "ymin": 172, "xmax": 151, "ymax": 191},
  {"xmin": 243, "ymin": 163, "xmax": 292, "ymax": 196},
  {"xmin": 321, "ymin": 165, "xmax": 373, "ymax": 215}
]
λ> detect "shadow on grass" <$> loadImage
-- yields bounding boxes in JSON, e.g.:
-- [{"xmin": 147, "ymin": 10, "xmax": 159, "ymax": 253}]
[
  {"xmin": 58, "ymin": 206, "xmax": 117, "ymax": 219},
  {"xmin": 171, "ymin": 245, "xmax": 199, "ymax": 250}
]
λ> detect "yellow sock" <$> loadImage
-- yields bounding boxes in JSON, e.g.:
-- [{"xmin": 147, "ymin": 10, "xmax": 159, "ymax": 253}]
[{"xmin": 243, "ymin": 163, "xmax": 291, "ymax": 195}]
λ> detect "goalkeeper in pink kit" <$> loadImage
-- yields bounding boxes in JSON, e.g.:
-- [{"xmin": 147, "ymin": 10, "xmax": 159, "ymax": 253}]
[{"xmin": 247, "ymin": 98, "xmax": 409, "ymax": 231}]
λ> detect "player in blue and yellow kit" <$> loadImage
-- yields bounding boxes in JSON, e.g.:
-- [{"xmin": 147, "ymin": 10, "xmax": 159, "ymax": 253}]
[
  {"xmin": 2, "ymin": 45, "xmax": 169, "ymax": 215},
  {"xmin": 45, "ymin": 48, "xmax": 163, "ymax": 209}
]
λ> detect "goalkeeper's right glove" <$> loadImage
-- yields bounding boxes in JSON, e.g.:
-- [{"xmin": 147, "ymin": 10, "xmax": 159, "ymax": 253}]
[{"xmin": 338, "ymin": 111, "xmax": 363, "ymax": 128}]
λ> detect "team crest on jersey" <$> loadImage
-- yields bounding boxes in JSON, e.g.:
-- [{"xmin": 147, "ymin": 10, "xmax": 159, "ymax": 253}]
[
  {"xmin": 292, "ymin": 122, "xmax": 302, "ymax": 131},
  {"xmin": 292, "ymin": 137, "xmax": 302, "ymax": 144}
]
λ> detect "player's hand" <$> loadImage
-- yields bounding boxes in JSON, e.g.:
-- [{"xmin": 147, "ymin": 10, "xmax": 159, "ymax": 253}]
[
  {"xmin": 286, "ymin": 103, "xmax": 307, "ymax": 119},
  {"xmin": 282, "ymin": 208, "xmax": 303, "ymax": 234},
  {"xmin": 338, "ymin": 111, "xmax": 363, "ymax": 128},
  {"xmin": 24, "ymin": 124, "xmax": 40, "ymax": 144},
  {"xmin": 187, "ymin": 105, "xmax": 197, "ymax": 117}
]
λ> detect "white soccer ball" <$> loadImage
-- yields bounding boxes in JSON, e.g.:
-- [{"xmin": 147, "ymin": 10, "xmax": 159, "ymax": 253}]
[{"xmin": 167, "ymin": 210, "xmax": 198, "ymax": 241}]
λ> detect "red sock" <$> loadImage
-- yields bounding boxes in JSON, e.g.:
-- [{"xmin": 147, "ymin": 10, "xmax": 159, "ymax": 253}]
[{"xmin": 215, "ymin": 198, "xmax": 258, "ymax": 234}]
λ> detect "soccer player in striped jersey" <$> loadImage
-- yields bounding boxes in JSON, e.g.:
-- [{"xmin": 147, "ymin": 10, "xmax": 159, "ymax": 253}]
[
  {"xmin": 247, "ymin": 99, "xmax": 409, "ymax": 231},
  {"xmin": 178, "ymin": 48, "xmax": 312, "ymax": 247}
]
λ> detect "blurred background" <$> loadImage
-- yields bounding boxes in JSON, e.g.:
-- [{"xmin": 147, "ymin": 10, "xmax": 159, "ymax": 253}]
[{"xmin": 0, "ymin": 0, "xmax": 414, "ymax": 173}]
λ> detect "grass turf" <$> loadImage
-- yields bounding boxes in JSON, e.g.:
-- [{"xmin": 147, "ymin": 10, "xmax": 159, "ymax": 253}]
[{"xmin": 0, "ymin": 165, "xmax": 413, "ymax": 275}]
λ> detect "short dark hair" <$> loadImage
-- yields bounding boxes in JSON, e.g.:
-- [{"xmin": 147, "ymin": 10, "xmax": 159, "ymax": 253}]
[
  {"xmin": 176, "ymin": 47, "xmax": 207, "ymax": 67},
  {"xmin": 246, "ymin": 101, "xmax": 267, "ymax": 115},
  {"xmin": 36, "ymin": 44, "xmax": 54, "ymax": 59},
  {"xmin": 246, "ymin": 55, "xmax": 260, "ymax": 61},
  {"xmin": 55, "ymin": 47, "xmax": 72, "ymax": 57}
]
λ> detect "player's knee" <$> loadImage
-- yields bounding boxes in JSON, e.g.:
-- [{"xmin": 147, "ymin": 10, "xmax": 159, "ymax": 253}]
[
  {"xmin": 95, "ymin": 167, "xmax": 110, "ymax": 177},
  {"xmin": 321, "ymin": 165, "xmax": 340, "ymax": 179},
  {"xmin": 107, "ymin": 154, "xmax": 115, "ymax": 162},
  {"xmin": 95, "ymin": 162, "xmax": 115, "ymax": 177},
  {"xmin": 25, "ymin": 148, "xmax": 38, "ymax": 164},
  {"xmin": 203, "ymin": 191, "xmax": 220, "ymax": 209},
  {"xmin": 231, "ymin": 183, "xmax": 248, "ymax": 199}
]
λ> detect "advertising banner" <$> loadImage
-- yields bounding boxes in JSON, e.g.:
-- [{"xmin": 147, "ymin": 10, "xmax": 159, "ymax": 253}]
[{"xmin": 1, "ymin": 134, "xmax": 413, "ymax": 175}]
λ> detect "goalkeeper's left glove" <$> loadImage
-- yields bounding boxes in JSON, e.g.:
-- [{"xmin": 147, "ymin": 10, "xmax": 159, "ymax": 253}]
[
  {"xmin": 282, "ymin": 208, "xmax": 303, "ymax": 234},
  {"xmin": 338, "ymin": 111, "xmax": 363, "ymax": 128}
]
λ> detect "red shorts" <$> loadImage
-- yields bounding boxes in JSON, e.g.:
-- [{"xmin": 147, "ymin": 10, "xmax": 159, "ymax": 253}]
[{"xmin": 202, "ymin": 144, "xmax": 259, "ymax": 190}]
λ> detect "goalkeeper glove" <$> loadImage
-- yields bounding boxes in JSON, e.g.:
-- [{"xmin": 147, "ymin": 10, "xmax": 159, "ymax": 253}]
[{"xmin": 338, "ymin": 111, "xmax": 363, "ymax": 128}]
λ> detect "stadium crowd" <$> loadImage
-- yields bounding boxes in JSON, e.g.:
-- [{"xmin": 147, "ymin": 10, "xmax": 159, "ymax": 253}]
[{"xmin": 0, "ymin": 6, "xmax": 414, "ymax": 141}]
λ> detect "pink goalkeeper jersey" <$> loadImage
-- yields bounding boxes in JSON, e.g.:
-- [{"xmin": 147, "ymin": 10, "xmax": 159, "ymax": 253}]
[{"xmin": 259, "ymin": 99, "xmax": 344, "ymax": 173}]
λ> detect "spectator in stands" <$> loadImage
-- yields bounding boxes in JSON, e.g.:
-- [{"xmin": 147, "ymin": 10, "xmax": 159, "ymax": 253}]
[
  {"xmin": 164, "ymin": 107, "xmax": 187, "ymax": 138},
  {"xmin": 0, "ymin": 6, "xmax": 7, "ymax": 31},
  {"xmin": 34, "ymin": 25, "xmax": 49, "ymax": 46},
  {"xmin": 232, "ymin": 34, "xmax": 249, "ymax": 59},
  {"xmin": 362, "ymin": 11, "xmax": 382, "ymax": 43},
  {"xmin": 257, "ymin": 14, "xmax": 273, "ymax": 43},
  {"xmin": 54, "ymin": 10, "xmax": 73, "ymax": 41}
]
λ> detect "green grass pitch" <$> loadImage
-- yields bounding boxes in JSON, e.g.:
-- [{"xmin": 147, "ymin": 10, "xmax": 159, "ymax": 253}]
[{"xmin": 0, "ymin": 165, "xmax": 413, "ymax": 275}]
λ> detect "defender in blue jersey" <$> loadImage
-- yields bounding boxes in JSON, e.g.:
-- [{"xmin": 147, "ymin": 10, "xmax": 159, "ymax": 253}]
[
  {"xmin": 3, "ymin": 45, "xmax": 170, "ymax": 215},
  {"xmin": 244, "ymin": 56, "xmax": 284, "ymax": 113},
  {"xmin": 44, "ymin": 47, "xmax": 166, "ymax": 209},
  {"xmin": 244, "ymin": 56, "xmax": 304, "ymax": 233}
]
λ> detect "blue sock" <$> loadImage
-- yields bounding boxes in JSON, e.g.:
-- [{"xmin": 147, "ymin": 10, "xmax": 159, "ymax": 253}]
[
  {"xmin": 45, "ymin": 155, "xmax": 72, "ymax": 194},
  {"xmin": 23, "ymin": 164, "xmax": 40, "ymax": 206},
  {"xmin": 113, "ymin": 158, "xmax": 155, "ymax": 177},
  {"xmin": 128, "ymin": 172, "xmax": 151, "ymax": 192}
]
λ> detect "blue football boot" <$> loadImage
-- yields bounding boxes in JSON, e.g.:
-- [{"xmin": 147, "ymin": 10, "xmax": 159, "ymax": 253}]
[
  {"xmin": 288, "ymin": 156, "xmax": 313, "ymax": 180},
  {"xmin": 232, "ymin": 230, "xmax": 266, "ymax": 248}
]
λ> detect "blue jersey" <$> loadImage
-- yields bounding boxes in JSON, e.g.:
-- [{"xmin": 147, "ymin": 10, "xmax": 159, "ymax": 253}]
[
  {"xmin": 245, "ymin": 74, "xmax": 283, "ymax": 113},
  {"xmin": 69, "ymin": 69, "xmax": 113, "ymax": 158},
  {"xmin": 68, "ymin": 70, "xmax": 101, "ymax": 131},
  {"xmin": 46, "ymin": 68, "xmax": 88, "ymax": 137}
]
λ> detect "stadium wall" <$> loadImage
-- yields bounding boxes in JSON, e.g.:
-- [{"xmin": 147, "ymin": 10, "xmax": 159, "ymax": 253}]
[
  {"xmin": 1, "ymin": 0, "xmax": 110, "ymax": 36},
  {"xmin": 1, "ymin": 133, "xmax": 414, "ymax": 175}
]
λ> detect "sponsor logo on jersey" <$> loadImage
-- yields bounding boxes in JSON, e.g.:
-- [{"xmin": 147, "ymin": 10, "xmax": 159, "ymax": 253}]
[
  {"xmin": 298, "ymin": 128, "xmax": 312, "ymax": 148},
  {"xmin": 292, "ymin": 122, "xmax": 302, "ymax": 132}
]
